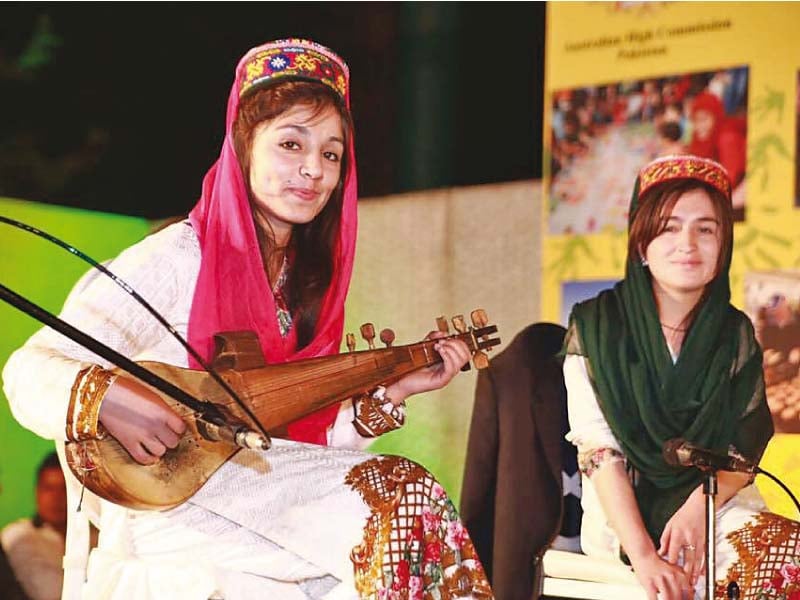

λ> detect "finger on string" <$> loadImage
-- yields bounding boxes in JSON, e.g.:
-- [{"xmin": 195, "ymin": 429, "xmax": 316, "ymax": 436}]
[
  {"xmin": 132, "ymin": 442, "xmax": 158, "ymax": 465},
  {"xmin": 438, "ymin": 344, "xmax": 464, "ymax": 373},
  {"xmin": 141, "ymin": 436, "xmax": 167, "ymax": 458},
  {"xmin": 442, "ymin": 338, "xmax": 470, "ymax": 362},
  {"xmin": 157, "ymin": 426, "xmax": 181, "ymax": 449},
  {"xmin": 165, "ymin": 411, "xmax": 187, "ymax": 435}
]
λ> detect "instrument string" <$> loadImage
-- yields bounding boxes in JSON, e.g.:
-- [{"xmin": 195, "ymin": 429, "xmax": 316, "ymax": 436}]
[{"xmin": 0, "ymin": 216, "xmax": 270, "ymax": 441}]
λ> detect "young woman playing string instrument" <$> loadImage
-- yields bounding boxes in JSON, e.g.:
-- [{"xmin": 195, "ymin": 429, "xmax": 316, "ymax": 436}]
[
  {"xmin": 564, "ymin": 155, "xmax": 799, "ymax": 600},
  {"xmin": 3, "ymin": 39, "xmax": 491, "ymax": 600}
]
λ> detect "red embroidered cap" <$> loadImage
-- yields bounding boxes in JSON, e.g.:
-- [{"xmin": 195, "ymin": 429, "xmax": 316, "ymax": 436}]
[
  {"xmin": 238, "ymin": 38, "xmax": 348, "ymax": 100},
  {"xmin": 638, "ymin": 155, "xmax": 732, "ymax": 200}
]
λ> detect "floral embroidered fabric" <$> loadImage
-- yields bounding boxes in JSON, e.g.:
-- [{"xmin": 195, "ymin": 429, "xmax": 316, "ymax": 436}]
[
  {"xmin": 717, "ymin": 512, "xmax": 800, "ymax": 599},
  {"xmin": 577, "ymin": 447, "xmax": 626, "ymax": 478},
  {"xmin": 345, "ymin": 456, "xmax": 493, "ymax": 599}
]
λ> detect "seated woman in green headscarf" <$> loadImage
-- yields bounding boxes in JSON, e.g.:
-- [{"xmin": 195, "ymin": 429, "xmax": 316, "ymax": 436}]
[{"xmin": 564, "ymin": 154, "xmax": 800, "ymax": 600}]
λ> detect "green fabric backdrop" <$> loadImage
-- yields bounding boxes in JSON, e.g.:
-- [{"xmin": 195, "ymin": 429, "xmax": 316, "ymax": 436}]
[{"xmin": 0, "ymin": 197, "xmax": 150, "ymax": 527}]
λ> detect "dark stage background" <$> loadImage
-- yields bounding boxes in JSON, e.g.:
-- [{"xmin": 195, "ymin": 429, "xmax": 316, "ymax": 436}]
[{"xmin": 0, "ymin": 3, "xmax": 546, "ymax": 219}]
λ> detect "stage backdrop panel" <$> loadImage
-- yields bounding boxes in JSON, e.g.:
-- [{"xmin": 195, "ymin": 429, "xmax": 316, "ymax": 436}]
[
  {"xmin": 544, "ymin": 1, "xmax": 800, "ymax": 518},
  {"xmin": 0, "ymin": 197, "xmax": 150, "ymax": 528},
  {"xmin": 348, "ymin": 180, "xmax": 542, "ymax": 505}
]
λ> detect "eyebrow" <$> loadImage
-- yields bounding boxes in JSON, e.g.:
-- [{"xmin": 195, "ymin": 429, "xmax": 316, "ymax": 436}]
[
  {"xmin": 277, "ymin": 123, "xmax": 344, "ymax": 145},
  {"xmin": 665, "ymin": 215, "xmax": 719, "ymax": 224}
]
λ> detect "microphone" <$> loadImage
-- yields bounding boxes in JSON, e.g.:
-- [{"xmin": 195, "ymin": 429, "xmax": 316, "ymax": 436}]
[{"xmin": 662, "ymin": 438, "xmax": 760, "ymax": 474}]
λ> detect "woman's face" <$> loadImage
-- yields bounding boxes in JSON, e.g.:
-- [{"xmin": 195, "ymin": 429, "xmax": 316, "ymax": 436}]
[
  {"xmin": 692, "ymin": 108, "xmax": 715, "ymax": 141},
  {"xmin": 645, "ymin": 188, "xmax": 721, "ymax": 300},
  {"xmin": 36, "ymin": 466, "xmax": 67, "ymax": 528},
  {"xmin": 248, "ymin": 103, "xmax": 344, "ymax": 243},
  {"xmin": 664, "ymin": 105, "xmax": 681, "ymax": 123}
]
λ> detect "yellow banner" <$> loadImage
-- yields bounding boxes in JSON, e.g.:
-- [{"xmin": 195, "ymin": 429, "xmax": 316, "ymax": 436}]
[{"xmin": 544, "ymin": 1, "xmax": 800, "ymax": 517}]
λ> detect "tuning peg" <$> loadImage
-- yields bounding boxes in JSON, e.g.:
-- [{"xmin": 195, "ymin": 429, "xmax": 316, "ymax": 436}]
[
  {"xmin": 470, "ymin": 308, "xmax": 494, "ymax": 351},
  {"xmin": 470, "ymin": 309, "xmax": 488, "ymax": 328},
  {"xmin": 360, "ymin": 323, "xmax": 376, "ymax": 349},
  {"xmin": 436, "ymin": 316, "xmax": 449, "ymax": 334},
  {"xmin": 379, "ymin": 328, "xmax": 395, "ymax": 348},
  {"xmin": 456, "ymin": 314, "xmax": 471, "ymax": 371},
  {"xmin": 346, "ymin": 333, "xmax": 356, "ymax": 353},
  {"xmin": 472, "ymin": 350, "xmax": 490, "ymax": 369}
]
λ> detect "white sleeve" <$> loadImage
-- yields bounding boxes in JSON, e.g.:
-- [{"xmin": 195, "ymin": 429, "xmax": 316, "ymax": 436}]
[
  {"xmin": 327, "ymin": 399, "xmax": 373, "ymax": 451},
  {"xmin": 2, "ymin": 225, "xmax": 196, "ymax": 441},
  {"xmin": 1, "ymin": 521, "xmax": 63, "ymax": 600},
  {"xmin": 563, "ymin": 353, "xmax": 623, "ymax": 455}
]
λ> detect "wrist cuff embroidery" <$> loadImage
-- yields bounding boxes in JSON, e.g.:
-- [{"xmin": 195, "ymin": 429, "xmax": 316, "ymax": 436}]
[
  {"xmin": 352, "ymin": 386, "xmax": 406, "ymax": 438},
  {"xmin": 578, "ymin": 447, "xmax": 625, "ymax": 478},
  {"xmin": 66, "ymin": 365, "xmax": 116, "ymax": 442}
]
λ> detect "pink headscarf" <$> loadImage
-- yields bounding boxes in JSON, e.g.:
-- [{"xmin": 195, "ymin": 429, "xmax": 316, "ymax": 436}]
[{"xmin": 187, "ymin": 40, "xmax": 358, "ymax": 445}]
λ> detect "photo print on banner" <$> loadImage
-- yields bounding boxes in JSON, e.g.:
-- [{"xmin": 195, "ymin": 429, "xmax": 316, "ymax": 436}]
[
  {"xmin": 745, "ymin": 271, "xmax": 800, "ymax": 434},
  {"xmin": 549, "ymin": 65, "xmax": 749, "ymax": 234},
  {"xmin": 795, "ymin": 71, "xmax": 800, "ymax": 209}
]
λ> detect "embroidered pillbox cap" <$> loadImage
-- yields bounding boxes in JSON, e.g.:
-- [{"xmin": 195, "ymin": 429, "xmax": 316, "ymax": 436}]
[
  {"xmin": 638, "ymin": 155, "xmax": 732, "ymax": 200},
  {"xmin": 237, "ymin": 38, "xmax": 349, "ymax": 100}
]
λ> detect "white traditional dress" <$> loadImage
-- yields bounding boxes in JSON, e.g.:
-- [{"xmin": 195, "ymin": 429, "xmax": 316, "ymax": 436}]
[
  {"xmin": 563, "ymin": 155, "xmax": 800, "ymax": 599},
  {"xmin": 564, "ymin": 352, "xmax": 785, "ymax": 599},
  {"xmin": 3, "ymin": 222, "xmax": 491, "ymax": 600},
  {"xmin": 4, "ymin": 37, "xmax": 492, "ymax": 600}
]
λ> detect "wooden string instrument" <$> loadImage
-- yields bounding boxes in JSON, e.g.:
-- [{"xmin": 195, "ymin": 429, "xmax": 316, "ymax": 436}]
[{"xmin": 65, "ymin": 310, "xmax": 500, "ymax": 510}]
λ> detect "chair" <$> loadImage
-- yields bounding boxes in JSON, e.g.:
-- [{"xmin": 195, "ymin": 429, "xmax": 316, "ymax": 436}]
[
  {"xmin": 460, "ymin": 322, "xmax": 648, "ymax": 600},
  {"xmin": 538, "ymin": 548, "xmax": 647, "ymax": 599}
]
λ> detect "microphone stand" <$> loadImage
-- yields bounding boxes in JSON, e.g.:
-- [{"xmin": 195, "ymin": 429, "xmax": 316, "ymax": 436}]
[{"xmin": 701, "ymin": 468, "xmax": 718, "ymax": 600}]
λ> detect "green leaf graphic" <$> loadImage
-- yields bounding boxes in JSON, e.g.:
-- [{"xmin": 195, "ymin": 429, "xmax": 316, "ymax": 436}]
[
  {"xmin": 751, "ymin": 86, "xmax": 785, "ymax": 123},
  {"xmin": 749, "ymin": 134, "xmax": 791, "ymax": 191}
]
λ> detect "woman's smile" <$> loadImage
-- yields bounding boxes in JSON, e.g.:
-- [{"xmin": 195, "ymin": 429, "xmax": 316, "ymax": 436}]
[{"xmin": 286, "ymin": 185, "xmax": 321, "ymax": 201}]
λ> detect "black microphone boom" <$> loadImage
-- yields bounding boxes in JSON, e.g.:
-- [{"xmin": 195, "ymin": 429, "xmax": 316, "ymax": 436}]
[{"xmin": 662, "ymin": 438, "xmax": 761, "ymax": 474}]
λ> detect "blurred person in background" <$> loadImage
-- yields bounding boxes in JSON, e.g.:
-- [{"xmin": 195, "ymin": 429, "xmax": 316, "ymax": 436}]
[{"xmin": 1, "ymin": 451, "xmax": 66, "ymax": 600}]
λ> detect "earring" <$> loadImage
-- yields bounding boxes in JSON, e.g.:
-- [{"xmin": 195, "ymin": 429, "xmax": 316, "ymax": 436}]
[{"xmin": 640, "ymin": 256, "xmax": 649, "ymax": 267}]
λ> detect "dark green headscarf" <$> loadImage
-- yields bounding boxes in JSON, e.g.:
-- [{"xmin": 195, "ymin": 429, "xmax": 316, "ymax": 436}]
[{"xmin": 566, "ymin": 172, "xmax": 773, "ymax": 544}]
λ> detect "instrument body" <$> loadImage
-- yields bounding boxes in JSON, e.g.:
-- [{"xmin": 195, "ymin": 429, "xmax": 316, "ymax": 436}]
[{"xmin": 66, "ymin": 325, "xmax": 499, "ymax": 510}]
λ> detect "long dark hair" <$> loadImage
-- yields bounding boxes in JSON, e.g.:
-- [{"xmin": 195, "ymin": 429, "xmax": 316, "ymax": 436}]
[
  {"xmin": 628, "ymin": 178, "xmax": 733, "ymax": 329},
  {"xmin": 233, "ymin": 81, "xmax": 353, "ymax": 348}
]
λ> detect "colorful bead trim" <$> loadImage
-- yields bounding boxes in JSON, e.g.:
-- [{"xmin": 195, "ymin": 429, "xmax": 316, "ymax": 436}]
[
  {"xmin": 638, "ymin": 155, "xmax": 732, "ymax": 199},
  {"xmin": 238, "ymin": 38, "xmax": 348, "ymax": 99}
]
